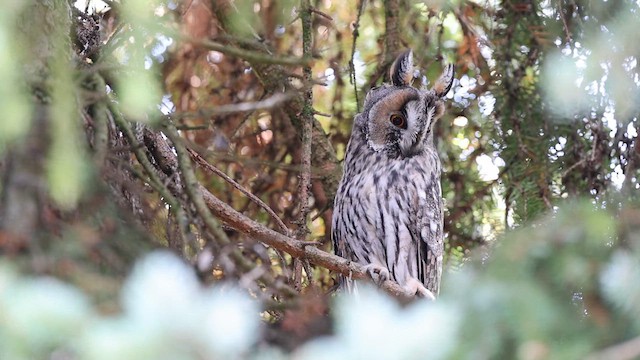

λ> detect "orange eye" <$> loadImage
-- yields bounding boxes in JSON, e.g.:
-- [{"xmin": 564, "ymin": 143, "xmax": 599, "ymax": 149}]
[{"xmin": 390, "ymin": 113, "xmax": 406, "ymax": 129}]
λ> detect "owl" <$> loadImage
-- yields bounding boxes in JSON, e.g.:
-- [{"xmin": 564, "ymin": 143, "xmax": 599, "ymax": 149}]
[{"xmin": 332, "ymin": 50, "xmax": 454, "ymax": 298}]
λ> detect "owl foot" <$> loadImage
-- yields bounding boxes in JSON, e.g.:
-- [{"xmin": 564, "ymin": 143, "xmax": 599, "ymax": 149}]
[
  {"xmin": 362, "ymin": 264, "xmax": 390, "ymax": 286},
  {"xmin": 404, "ymin": 278, "xmax": 436, "ymax": 301}
]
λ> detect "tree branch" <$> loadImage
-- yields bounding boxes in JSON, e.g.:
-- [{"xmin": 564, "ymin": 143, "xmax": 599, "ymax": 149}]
[
  {"xmin": 294, "ymin": 0, "xmax": 314, "ymax": 240},
  {"xmin": 350, "ymin": 0, "xmax": 367, "ymax": 110},
  {"xmin": 173, "ymin": 92, "xmax": 295, "ymax": 120},
  {"xmin": 198, "ymin": 179, "xmax": 429, "ymax": 300},
  {"xmin": 163, "ymin": 120, "xmax": 232, "ymax": 247},
  {"xmin": 187, "ymin": 147, "xmax": 290, "ymax": 235},
  {"xmin": 383, "ymin": 0, "xmax": 401, "ymax": 62},
  {"xmin": 209, "ymin": 2, "xmax": 342, "ymax": 211},
  {"xmin": 160, "ymin": 120, "xmax": 298, "ymax": 297},
  {"xmin": 188, "ymin": 36, "xmax": 311, "ymax": 66}
]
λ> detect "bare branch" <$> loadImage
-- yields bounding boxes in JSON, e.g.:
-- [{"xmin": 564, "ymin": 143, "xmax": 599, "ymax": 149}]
[
  {"xmin": 189, "ymin": 36, "xmax": 311, "ymax": 66},
  {"xmin": 204, "ymin": 4, "xmax": 342, "ymax": 206},
  {"xmin": 197, "ymin": 181, "xmax": 427, "ymax": 300},
  {"xmin": 162, "ymin": 120, "xmax": 234, "ymax": 247},
  {"xmin": 174, "ymin": 92, "xmax": 295, "ymax": 120},
  {"xmin": 383, "ymin": 0, "xmax": 401, "ymax": 62},
  {"xmin": 293, "ymin": 0, "xmax": 315, "ymax": 240},
  {"xmin": 162, "ymin": 120, "xmax": 298, "ymax": 297},
  {"xmin": 288, "ymin": 0, "xmax": 317, "ymax": 290},
  {"xmin": 187, "ymin": 147, "xmax": 290, "ymax": 235},
  {"xmin": 310, "ymin": 7, "xmax": 334, "ymax": 21},
  {"xmin": 349, "ymin": 0, "xmax": 367, "ymax": 110}
]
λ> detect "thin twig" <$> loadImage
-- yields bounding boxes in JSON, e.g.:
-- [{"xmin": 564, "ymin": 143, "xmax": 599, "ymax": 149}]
[
  {"xmin": 561, "ymin": 158, "xmax": 586, "ymax": 180},
  {"xmin": 176, "ymin": 124, "xmax": 209, "ymax": 131},
  {"xmin": 310, "ymin": 7, "xmax": 334, "ymax": 21},
  {"xmin": 293, "ymin": 259, "xmax": 303, "ymax": 291},
  {"xmin": 557, "ymin": 1, "xmax": 572, "ymax": 43},
  {"xmin": 187, "ymin": 147, "xmax": 290, "ymax": 235},
  {"xmin": 187, "ymin": 36, "xmax": 311, "ymax": 66},
  {"xmin": 164, "ymin": 120, "xmax": 297, "ymax": 297},
  {"xmin": 313, "ymin": 110, "xmax": 332, "ymax": 117},
  {"xmin": 302, "ymin": 259, "xmax": 315, "ymax": 287},
  {"xmin": 173, "ymin": 92, "xmax": 294, "ymax": 120},
  {"xmin": 193, "ymin": 147, "xmax": 327, "ymax": 175},
  {"xmin": 349, "ymin": 0, "xmax": 367, "ymax": 111}
]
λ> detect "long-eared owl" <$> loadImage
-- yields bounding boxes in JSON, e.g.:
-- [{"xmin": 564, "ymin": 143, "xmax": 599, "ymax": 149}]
[{"xmin": 332, "ymin": 50, "xmax": 454, "ymax": 298}]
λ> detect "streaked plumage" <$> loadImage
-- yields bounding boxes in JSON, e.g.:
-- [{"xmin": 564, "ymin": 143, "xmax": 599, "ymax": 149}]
[{"xmin": 332, "ymin": 50, "xmax": 454, "ymax": 297}]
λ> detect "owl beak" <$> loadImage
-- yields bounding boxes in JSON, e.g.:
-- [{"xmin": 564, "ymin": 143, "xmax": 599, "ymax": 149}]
[
  {"xmin": 401, "ymin": 144, "xmax": 421, "ymax": 157},
  {"xmin": 400, "ymin": 135, "xmax": 424, "ymax": 158}
]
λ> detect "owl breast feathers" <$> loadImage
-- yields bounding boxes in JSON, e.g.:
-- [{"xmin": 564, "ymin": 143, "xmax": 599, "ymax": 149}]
[{"xmin": 332, "ymin": 50, "xmax": 454, "ymax": 298}]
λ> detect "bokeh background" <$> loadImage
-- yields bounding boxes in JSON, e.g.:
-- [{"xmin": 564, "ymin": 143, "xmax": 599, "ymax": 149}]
[{"xmin": 0, "ymin": 0, "xmax": 639, "ymax": 358}]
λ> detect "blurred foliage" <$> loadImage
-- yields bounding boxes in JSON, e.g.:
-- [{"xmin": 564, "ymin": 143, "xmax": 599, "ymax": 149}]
[
  {"xmin": 0, "ymin": 252, "xmax": 260, "ymax": 359},
  {"xmin": 0, "ymin": 0, "xmax": 639, "ymax": 358},
  {"xmin": 2, "ymin": 203, "xmax": 640, "ymax": 359}
]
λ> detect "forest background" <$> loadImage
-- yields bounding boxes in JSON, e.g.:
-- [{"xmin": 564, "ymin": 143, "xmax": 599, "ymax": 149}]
[{"xmin": 0, "ymin": 0, "xmax": 639, "ymax": 359}]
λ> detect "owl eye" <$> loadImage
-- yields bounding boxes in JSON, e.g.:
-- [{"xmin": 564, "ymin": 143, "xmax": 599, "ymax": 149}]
[{"xmin": 389, "ymin": 113, "xmax": 406, "ymax": 129}]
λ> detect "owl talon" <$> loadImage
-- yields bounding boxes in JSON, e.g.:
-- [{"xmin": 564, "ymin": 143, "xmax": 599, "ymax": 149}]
[
  {"xmin": 404, "ymin": 278, "xmax": 436, "ymax": 301},
  {"xmin": 363, "ymin": 264, "xmax": 390, "ymax": 285}
]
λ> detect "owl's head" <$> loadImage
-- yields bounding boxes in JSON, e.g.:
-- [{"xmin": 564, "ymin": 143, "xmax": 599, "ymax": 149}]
[{"xmin": 359, "ymin": 50, "xmax": 454, "ymax": 158}]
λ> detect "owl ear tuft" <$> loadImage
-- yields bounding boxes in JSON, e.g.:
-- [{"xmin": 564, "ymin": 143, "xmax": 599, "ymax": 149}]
[
  {"xmin": 433, "ymin": 63, "xmax": 455, "ymax": 98},
  {"xmin": 389, "ymin": 50, "xmax": 414, "ymax": 87}
]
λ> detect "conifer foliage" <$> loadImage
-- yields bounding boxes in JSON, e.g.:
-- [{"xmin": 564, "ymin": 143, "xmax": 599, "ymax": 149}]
[{"xmin": 0, "ymin": 0, "xmax": 639, "ymax": 358}]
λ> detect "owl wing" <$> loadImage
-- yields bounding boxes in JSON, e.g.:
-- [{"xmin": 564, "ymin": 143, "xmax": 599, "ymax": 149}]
[{"xmin": 414, "ymin": 168, "xmax": 444, "ymax": 295}]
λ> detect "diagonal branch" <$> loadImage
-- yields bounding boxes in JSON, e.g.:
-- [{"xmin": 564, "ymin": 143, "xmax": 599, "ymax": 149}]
[
  {"xmin": 187, "ymin": 36, "xmax": 311, "ymax": 66},
  {"xmin": 198, "ymin": 179, "xmax": 431, "ymax": 300},
  {"xmin": 187, "ymin": 147, "xmax": 290, "ymax": 235},
  {"xmin": 161, "ymin": 120, "xmax": 298, "ymax": 297},
  {"xmin": 173, "ymin": 92, "xmax": 295, "ymax": 120}
]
